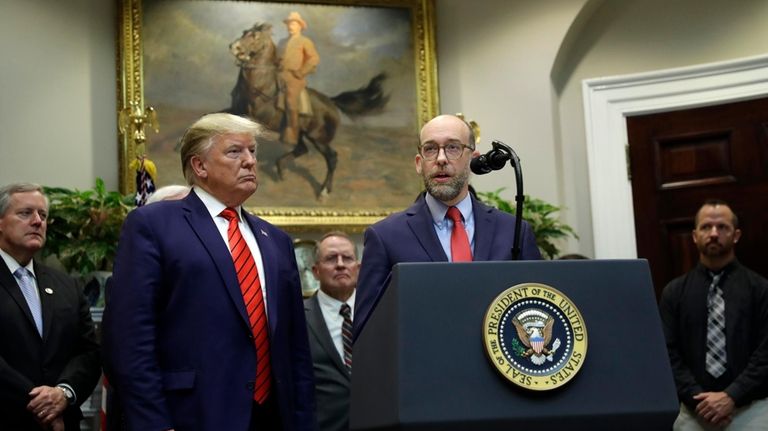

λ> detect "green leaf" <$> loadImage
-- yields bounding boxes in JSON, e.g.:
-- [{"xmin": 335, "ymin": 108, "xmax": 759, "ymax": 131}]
[{"xmin": 476, "ymin": 189, "xmax": 578, "ymax": 259}]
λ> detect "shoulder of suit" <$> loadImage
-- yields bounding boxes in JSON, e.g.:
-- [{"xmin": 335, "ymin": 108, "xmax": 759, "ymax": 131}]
[
  {"xmin": 33, "ymin": 261, "xmax": 78, "ymax": 287},
  {"xmin": 242, "ymin": 211, "xmax": 292, "ymax": 240}
]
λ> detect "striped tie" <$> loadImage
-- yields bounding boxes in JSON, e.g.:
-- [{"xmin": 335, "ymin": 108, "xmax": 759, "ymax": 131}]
[
  {"xmin": 340, "ymin": 303, "xmax": 353, "ymax": 373},
  {"xmin": 446, "ymin": 207, "xmax": 472, "ymax": 262},
  {"xmin": 220, "ymin": 208, "xmax": 271, "ymax": 403},
  {"xmin": 705, "ymin": 272, "xmax": 727, "ymax": 378},
  {"xmin": 15, "ymin": 267, "xmax": 43, "ymax": 336}
]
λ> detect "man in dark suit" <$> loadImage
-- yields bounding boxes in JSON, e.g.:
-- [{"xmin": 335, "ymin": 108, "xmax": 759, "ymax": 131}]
[
  {"xmin": 0, "ymin": 182, "xmax": 100, "ymax": 431},
  {"xmin": 304, "ymin": 232, "xmax": 358, "ymax": 431},
  {"xmin": 353, "ymin": 114, "xmax": 542, "ymax": 338},
  {"xmin": 102, "ymin": 113, "xmax": 316, "ymax": 431}
]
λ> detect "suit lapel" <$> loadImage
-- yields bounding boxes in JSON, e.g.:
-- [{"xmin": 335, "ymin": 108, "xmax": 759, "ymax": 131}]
[
  {"xmin": 35, "ymin": 263, "xmax": 56, "ymax": 341},
  {"xmin": 471, "ymin": 198, "xmax": 497, "ymax": 261},
  {"xmin": 0, "ymin": 259, "xmax": 39, "ymax": 334},
  {"xmin": 405, "ymin": 198, "xmax": 448, "ymax": 262},
  {"xmin": 306, "ymin": 295, "xmax": 349, "ymax": 378},
  {"xmin": 182, "ymin": 191, "xmax": 252, "ymax": 331},
  {"xmin": 243, "ymin": 212, "xmax": 279, "ymax": 335}
]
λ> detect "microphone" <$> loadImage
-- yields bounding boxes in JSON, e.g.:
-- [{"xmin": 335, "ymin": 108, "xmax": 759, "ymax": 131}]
[{"xmin": 470, "ymin": 141, "xmax": 512, "ymax": 175}]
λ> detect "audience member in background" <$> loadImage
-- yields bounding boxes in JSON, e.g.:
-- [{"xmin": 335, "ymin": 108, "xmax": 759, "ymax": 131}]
[
  {"xmin": 353, "ymin": 114, "xmax": 541, "ymax": 339},
  {"xmin": 304, "ymin": 231, "xmax": 358, "ymax": 431},
  {"xmin": 0, "ymin": 182, "xmax": 100, "ymax": 431},
  {"xmin": 660, "ymin": 199, "xmax": 768, "ymax": 430},
  {"xmin": 145, "ymin": 184, "xmax": 190, "ymax": 205},
  {"xmin": 102, "ymin": 113, "xmax": 315, "ymax": 431}
]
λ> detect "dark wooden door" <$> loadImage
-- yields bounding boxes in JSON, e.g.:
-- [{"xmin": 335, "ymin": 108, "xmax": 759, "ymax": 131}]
[{"xmin": 627, "ymin": 96, "xmax": 768, "ymax": 298}]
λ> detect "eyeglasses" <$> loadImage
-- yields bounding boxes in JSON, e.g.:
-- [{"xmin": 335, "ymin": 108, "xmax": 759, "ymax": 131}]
[
  {"xmin": 319, "ymin": 253, "xmax": 357, "ymax": 266},
  {"xmin": 419, "ymin": 142, "xmax": 474, "ymax": 161}
]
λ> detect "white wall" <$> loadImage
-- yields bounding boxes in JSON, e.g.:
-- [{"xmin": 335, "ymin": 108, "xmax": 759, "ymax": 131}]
[
  {"xmin": 436, "ymin": 0, "xmax": 587, "ymax": 206},
  {"xmin": 0, "ymin": 0, "xmax": 117, "ymax": 190},
  {"xmin": 553, "ymin": 0, "xmax": 768, "ymax": 257}
]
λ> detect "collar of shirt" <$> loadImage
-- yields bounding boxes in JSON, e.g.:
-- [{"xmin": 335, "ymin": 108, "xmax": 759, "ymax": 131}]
[
  {"xmin": 194, "ymin": 187, "xmax": 241, "ymax": 221},
  {"xmin": 425, "ymin": 192, "xmax": 474, "ymax": 228},
  {"xmin": 697, "ymin": 259, "xmax": 739, "ymax": 281},
  {"xmin": 0, "ymin": 247, "xmax": 35, "ymax": 278},
  {"xmin": 425, "ymin": 192, "xmax": 475, "ymax": 259},
  {"xmin": 192, "ymin": 187, "xmax": 268, "ymax": 309},
  {"xmin": 317, "ymin": 288, "xmax": 355, "ymax": 320}
]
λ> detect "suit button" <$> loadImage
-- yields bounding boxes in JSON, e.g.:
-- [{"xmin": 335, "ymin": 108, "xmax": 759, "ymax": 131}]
[{"xmin": 246, "ymin": 382, "xmax": 255, "ymax": 390}]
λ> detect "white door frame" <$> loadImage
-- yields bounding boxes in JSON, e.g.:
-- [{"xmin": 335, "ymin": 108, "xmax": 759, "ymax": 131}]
[{"xmin": 581, "ymin": 54, "xmax": 768, "ymax": 258}]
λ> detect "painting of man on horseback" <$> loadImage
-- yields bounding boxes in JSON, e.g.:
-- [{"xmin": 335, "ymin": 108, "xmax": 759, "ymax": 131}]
[
  {"xmin": 228, "ymin": 14, "xmax": 389, "ymax": 198},
  {"xmin": 139, "ymin": 2, "xmax": 433, "ymax": 211}
]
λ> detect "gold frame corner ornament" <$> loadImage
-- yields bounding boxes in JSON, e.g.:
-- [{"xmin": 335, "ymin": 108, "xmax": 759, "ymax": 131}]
[
  {"xmin": 116, "ymin": 0, "xmax": 439, "ymax": 231},
  {"xmin": 482, "ymin": 283, "xmax": 588, "ymax": 391}
]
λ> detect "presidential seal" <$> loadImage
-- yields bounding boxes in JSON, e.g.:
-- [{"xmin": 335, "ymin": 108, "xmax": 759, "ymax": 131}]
[{"xmin": 483, "ymin": 283, "xmax": 587, "ymax": 391}]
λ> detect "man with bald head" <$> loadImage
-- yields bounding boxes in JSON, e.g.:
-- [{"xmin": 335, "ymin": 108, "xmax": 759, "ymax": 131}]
[
  {"xmin": 660, "ymin": 199, "xmax": 768, "ymax": 430},
  {"xmin": 353, "ymin": 114, "xmax": 541, "ymax": 338}
]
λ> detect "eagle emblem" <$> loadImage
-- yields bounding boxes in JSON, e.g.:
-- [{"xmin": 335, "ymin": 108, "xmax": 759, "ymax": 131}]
[{"xmin": 512, "ymin": 309, "xmax": 562, "ymax": 365}]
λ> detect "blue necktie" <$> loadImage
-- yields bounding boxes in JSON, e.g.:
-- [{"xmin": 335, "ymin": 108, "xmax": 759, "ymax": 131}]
[{"xmin": 15, "ymin": 267, "xmax": 43, "ymax": 336}]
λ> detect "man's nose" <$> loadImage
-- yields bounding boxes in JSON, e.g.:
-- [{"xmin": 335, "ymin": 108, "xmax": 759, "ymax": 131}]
[
  {"xmin": 435, "ymin": 147, "xmax": 449, "ymax": 163},
  {"xmin": 242, "ymin": 151, "xmax": 257, "ymax": 166},
  {"xmin": 30, "ymin": 212, "xmax": 44, "ymax": 224}
]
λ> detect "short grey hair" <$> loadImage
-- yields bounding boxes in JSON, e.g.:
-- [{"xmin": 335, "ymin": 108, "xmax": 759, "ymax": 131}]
[
  {"xmin": 314, "ymin": 231, "xmax": 358, "ymax": 262},
  {"xmin": 179, "ymin": 113, "xmax": 271, "ymax": 185},
  {"xmin": 0, "ymin": 183, "xmax": 48, "ymax": 216},
  {"xmin": 146, "ymin": 185, "xmax": 190, "ymax": 205}
]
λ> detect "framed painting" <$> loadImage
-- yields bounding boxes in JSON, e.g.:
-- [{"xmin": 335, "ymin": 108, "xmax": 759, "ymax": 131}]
[{"xmin": 118, "ymin": 0, "xmax": 438, "ymax": 231}]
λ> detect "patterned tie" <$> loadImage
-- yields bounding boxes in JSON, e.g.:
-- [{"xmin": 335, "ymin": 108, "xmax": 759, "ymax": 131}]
[
  {"xmin": 220, "ymin": 208, "xmax": 271, "ymax": 403},
  {"xmin": 339, "ymin": 303, "xmax": 353, "ymax": 373},
  {"xmin": 15, "ymin": 267, "xmax": 43, "ymax": 336},
  {"xmin": 446, "ymin": 206, "xmax": 472, "ymax": 262},
  {"xmin": 705, "ymin": 272, "xmax": 727, "ymax": 378}
]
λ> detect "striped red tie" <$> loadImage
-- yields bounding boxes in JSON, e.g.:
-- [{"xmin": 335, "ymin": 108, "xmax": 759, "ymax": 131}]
[
  {"xmin": 446, "ymin": 206, "xmax": 472, "ymax": 262},
  {"xmin": 220, "ymin": 207, "xmax": 271, "ymax": 403}
]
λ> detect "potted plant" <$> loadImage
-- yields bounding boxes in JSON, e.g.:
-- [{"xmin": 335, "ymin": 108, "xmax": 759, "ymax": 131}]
[
  {"xmin": 476, "ymin": 188, "xmax": 578, "ymax": 259},
  {"xmin": 42, "ymin": 178, "xmax": 133, "ymax": 306}
]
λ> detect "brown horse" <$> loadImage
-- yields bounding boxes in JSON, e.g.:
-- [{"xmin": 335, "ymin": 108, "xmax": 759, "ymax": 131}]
[{"xmin": 228, "ymin": 23, "xmax": 388, "ymax": 197}]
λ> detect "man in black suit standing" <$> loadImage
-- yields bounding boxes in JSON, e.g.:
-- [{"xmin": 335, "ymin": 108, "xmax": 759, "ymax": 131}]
[
  {"xmin": 305, "ymin": 231, "xmax": 359, "ymax": 431},
  {"xmin": 0, "ymin": 182, "xmax": 100, "ymax": 430}
]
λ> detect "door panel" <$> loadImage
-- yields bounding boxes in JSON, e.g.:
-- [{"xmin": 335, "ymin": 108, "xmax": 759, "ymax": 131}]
[{"xmin": 627, "ymin": 97, "xmax": 768, "ymax": 298}]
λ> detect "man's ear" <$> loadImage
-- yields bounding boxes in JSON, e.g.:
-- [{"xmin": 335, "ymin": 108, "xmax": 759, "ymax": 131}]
[
  {"xmin": 414, "ymin": 154, "xmax": 423, "ymax": 175},
  {"xmin": 311, "ymin": 264, "xmax": 320, "ymax": 281},
  {"xmin": 472, "ymin": 148, "xmax": 481, "ymax": 158},
  {"xmin": 734, "ymin": 228, "xmax": 742, "ymax": 243},
  {"xmin": 190, "ymin": 155, "xmax": 207, "ymax": 179}
]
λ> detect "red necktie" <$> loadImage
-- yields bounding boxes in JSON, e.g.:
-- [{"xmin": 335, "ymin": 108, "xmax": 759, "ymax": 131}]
[
  {"xmin": 446, "ymin": 206, "xmax": 472, "ymax": 262},
  {"xmin": 220, "ymin": 208, "xmax": 271, "ymax": 403}
]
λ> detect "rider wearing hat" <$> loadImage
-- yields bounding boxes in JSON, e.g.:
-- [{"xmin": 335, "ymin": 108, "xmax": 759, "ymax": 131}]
[{"xmin": 278, "ymin": 11, "xmax": 320, "ymax": 149}]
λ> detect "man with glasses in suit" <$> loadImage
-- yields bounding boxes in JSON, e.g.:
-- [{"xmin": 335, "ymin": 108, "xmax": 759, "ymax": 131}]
[{"xmin": 353, "ymin": 114, "xmax": 542, "ymax": 339}]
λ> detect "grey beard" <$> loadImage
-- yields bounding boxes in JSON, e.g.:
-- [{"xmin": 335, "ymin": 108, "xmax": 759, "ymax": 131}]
[{"xmin": 423, "ymin": 169, "xmax": 468, "ymax": 203}]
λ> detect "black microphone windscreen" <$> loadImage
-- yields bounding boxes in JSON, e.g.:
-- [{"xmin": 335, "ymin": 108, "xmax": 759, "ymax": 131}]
[{"xmin": 470, "ymin": 156, "xmax": 492, "ymax": 175}]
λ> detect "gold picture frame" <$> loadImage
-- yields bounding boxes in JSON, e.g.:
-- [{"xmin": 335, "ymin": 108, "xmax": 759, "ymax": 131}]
[{"xmin": 117, "ymin": 0, "xmax": 438, "ymax": 232}]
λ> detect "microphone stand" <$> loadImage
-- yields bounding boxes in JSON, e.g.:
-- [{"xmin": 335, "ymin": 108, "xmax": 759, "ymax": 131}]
[{"xmin": 486, "ymin": 141, "xmax": 524, "ymax": 260}]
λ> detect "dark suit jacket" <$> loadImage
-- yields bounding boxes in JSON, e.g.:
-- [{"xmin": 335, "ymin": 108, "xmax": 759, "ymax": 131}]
[
  {"xmin": 353, "ymin": 195, "xmax": 542, "ymax": 339},
  {"xmin": 0, "ymin": 259, "xmax": 101, "ymax": 430},
  {"xmin": 304, "ymin": 294, "xmax": 350, "ymax": 431},
  {"xmin": 102, "ymin": 190, "xmax": 316, "ymax": 431}
]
